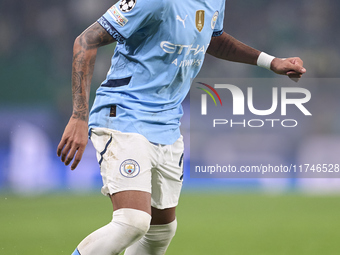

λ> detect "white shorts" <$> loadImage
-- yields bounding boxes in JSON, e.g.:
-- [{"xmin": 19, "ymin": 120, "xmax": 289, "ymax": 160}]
[{"xmin": 90, "ymin": 128, "xmax": 184, "ymax": 210}]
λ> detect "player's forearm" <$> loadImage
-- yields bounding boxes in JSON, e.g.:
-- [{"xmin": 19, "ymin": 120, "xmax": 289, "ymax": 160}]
[
  {"xmin": 71, "ymin": 37, "xmax": 97, "ymax": 122},
  {"xmin": 207, "ymin": 32, "xmax": 260, "ymax": 65},
  {"xmin": 70, "ymin": 22, "xmax": 115, "ymax": 122}
]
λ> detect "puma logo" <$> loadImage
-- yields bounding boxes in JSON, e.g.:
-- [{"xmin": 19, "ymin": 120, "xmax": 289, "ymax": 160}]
[{"xmin": 176, "ymin": 15, "xmax": 188, "ymax": 28}]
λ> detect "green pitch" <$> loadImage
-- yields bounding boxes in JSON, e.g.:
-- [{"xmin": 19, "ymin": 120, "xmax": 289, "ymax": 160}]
[{"xmin": 1, "ymin": 193, "xmax": 339, "ymax": 255}]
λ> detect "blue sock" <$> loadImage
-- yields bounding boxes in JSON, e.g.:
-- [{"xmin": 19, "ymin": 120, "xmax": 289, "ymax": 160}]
[{"xmin": 71, "ymin": 248, "xmax": 80, "ymax": 255}]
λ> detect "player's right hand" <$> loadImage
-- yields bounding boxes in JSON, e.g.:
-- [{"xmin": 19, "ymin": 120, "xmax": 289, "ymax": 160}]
[
  {"xmin": 57, "ymin": 117, "xmax": 88, "ymax": 170},
  {"xmin": 271, "ymin": 57, "xmax": 306, "ymax": 80}
]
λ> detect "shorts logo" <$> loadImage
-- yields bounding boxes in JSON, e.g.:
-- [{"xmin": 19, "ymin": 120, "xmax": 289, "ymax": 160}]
[
  {"xmin": 109, "ymin": 5, "xmax": 128, "ymax": 27},
  {"xmin": 120, "ymin": 159, "xmax": 140, "ymax": 178},
  {"xmin": 211, "ymin": 11, "xmax": 219, "ymax": 30},
  {"xmin": 119, "ymin": 0, "xmax": 136, "ymax": 12}
]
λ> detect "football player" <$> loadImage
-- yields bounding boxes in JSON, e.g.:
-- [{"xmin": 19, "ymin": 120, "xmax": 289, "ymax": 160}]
[{"xmin": 57, "ymin": 0, "xmax": 306, "ymax": 254}]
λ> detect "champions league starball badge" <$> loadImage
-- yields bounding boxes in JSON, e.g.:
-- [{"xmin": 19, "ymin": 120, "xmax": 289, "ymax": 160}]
[
  {"xmin": 120, "ymin": 159, "xmax": 140, "ymax": 178},
  {"xmin": 119, "ymin": 0, "xmax": 136, "ymax": 12}
]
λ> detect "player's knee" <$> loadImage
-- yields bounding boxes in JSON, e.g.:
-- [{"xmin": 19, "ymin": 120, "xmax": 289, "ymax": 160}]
[
  {"xmin": 167, "ymin": 218, "xmax": 177, "ymax": 238},
  {"xmin": 147, "ymin": 218, "xmax": 178, "ymax": 243},
  {"xmin": 113, "ymin": 208, "xmax": 151, "ymax": 237},
  {"xmin": 162, "ymin": 218, "xmax": 177, "ymax": 239},
  {"xmin": 77, "ymin": 209, "xmax": 151, "ymax": 255}
]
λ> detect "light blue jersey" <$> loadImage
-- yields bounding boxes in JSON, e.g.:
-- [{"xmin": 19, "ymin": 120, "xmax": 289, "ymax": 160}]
[{"xmin": 89, "ymin": 0, "xmax": 225, "ymax": 144}]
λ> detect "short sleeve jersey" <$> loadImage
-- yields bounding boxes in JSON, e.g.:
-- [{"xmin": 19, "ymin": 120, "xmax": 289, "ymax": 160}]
[{"xmin": 89, "ymin": 0, "xmax": 226, "ymax": 144}]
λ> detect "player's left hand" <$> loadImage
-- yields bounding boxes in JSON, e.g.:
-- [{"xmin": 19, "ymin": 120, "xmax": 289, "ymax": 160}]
[{"xmin": 271, "ymin": 57, "xmax": 306, "ymax": 81}]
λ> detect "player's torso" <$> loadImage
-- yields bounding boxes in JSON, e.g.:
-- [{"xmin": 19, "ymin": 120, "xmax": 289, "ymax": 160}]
[{"xmin": 89, "ymin": 0, "xmax": 225, "ymax": 144}]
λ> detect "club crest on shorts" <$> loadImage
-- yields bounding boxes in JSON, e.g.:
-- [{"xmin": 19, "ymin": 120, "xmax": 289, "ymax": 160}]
[
  {"xmin": 120, "ymin": 159, "xmax": 140, "ymax": 178},
  {"xmin": 119, "ymin": 0, "xmax": 136, "ymax": 12}
]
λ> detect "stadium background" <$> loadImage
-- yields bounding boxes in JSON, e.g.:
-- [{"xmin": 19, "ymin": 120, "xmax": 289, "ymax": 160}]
[{"xmin": 1, "ymin": 0, "xmax": 340, "ymax": 254}]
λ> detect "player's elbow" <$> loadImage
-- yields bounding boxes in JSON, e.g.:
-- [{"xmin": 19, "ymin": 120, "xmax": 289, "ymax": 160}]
[
  {"xmin": 73, "ymin": 34, "xmax": 93, "ymax": 51},
  {"xmin": 73, "ymin": 35, "xmax": 84, "ymax": 51}
]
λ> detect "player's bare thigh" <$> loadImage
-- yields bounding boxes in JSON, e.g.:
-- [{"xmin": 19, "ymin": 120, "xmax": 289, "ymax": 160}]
[
  {"xmin": 110, "ymin": 190, "xmax": 152, "ymax": 215},
  {"xmin": 110, "ymin": 191, "xmax": 176, "ymax": 224},
  {"xmin": 151, "ymin": 206, "xmax": 176, "ymax": 225}
]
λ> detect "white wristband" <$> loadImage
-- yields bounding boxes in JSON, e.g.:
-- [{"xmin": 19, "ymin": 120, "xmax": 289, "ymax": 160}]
[{"xmin": 257, "ymin": 52, "xmax": 276, "ymax": 70}]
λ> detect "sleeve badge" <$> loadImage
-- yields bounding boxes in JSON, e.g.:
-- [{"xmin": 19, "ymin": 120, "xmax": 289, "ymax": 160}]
[
  {"xmin": 119, "ymin": 0, "xmax": 137, "ymax": 12},
  {"xmin": 211, "ymin": 11, "xmax": 219, "ymax": 30}
]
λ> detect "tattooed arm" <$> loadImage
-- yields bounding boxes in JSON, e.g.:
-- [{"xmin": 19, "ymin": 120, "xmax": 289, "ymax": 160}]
[
  {"xmin": 57, "ymin": 22, "xmax": 115, "ymax": 170},
  {"xmin": 71, "ymin": 22, "xmax": 114, "ymax": 121},
  {"xmin": 207, "ymin": 32, "xmax": 306, "ymax": 78}
]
